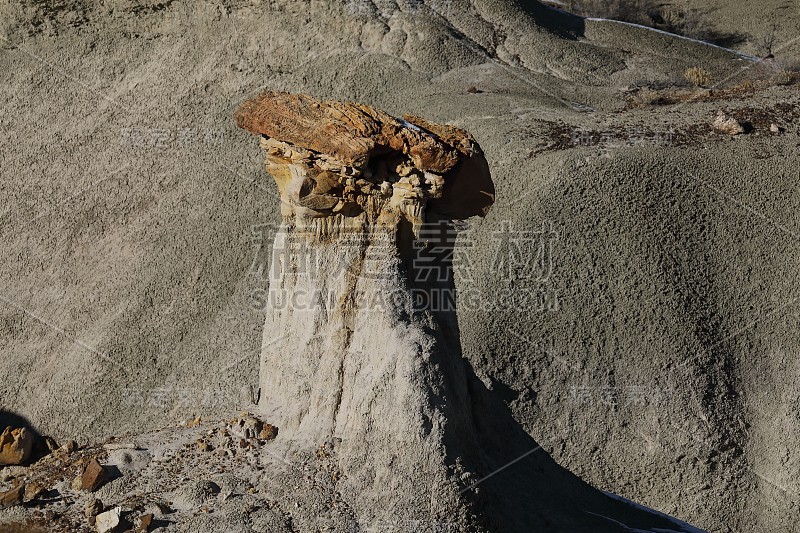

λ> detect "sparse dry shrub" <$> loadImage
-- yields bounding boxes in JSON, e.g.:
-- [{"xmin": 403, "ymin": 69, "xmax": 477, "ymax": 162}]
[
  {"xmin": 753, "ymin": 22, "xmax": 780, "ymax": 57},
  {"xmin": 684, "ymin": 66, "xmax": 711, "ymax": 88}
]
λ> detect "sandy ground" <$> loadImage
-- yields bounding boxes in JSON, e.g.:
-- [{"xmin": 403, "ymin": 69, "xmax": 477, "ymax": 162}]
[{"xmin": 1, "ymin": 0, "xmax": 800, "ymax": 531}]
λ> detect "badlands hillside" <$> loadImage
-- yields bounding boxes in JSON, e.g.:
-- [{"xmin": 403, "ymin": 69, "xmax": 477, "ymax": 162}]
[{"xmin": 1, "ymin": 0, "xmax": 800, "ymax": 531}]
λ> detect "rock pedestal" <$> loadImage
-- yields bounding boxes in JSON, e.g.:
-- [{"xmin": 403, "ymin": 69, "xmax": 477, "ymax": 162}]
[{"xmin": 236, "ymin": 92, "xmax": 494, "ymax": 529}]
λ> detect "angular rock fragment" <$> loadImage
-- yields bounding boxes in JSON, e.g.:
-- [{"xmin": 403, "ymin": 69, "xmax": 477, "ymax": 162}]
[
  {"xmin": 95, "ymin": 506, "xmax": 121, "ymax": 533},
  {"xmin": 224, "ymin": 415, "xmax": 278, "ymax": 446},
  {"xmin": 81, "ymin": 458, "xmax": 109, "ymax": 492},
  {"xmin": 135, "ymin": 513, "xmax": 153, "ymax": 532},
  {"xmin": 235, "ymin": 91, "xmax": 495, "ymax": 235},
  {"xmin": 0, "ymin": 483, "xmax": 24, "ymax": 509},
  {"xmin": 713, "ymin": 111, "xmax": 745, "ymax": 135},
  {"xmin": 23, "ymin": 481, "xmax": 44, "ymax": 502},
  {"xmin": 0, "ymin": 426, "xmax": 34, "ymax": 466},
  {"xmin": 234, "ymin": 415, "xmax": 261, "ymax": 439},
  {"xmin": 259, "ymin": 424, "xmax": 278, "ymax": 441},
  {"xmin": 85, "ymin": 496, "xmax": 104, "ymax": 518}
]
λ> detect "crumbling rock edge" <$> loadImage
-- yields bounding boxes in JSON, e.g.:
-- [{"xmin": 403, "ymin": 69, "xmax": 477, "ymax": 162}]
[{"xmin": 235, "ymin": 91, "xmax": 496, "ymax": 228}]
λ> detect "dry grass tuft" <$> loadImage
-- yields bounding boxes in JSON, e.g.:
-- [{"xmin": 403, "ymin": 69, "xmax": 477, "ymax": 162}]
[{"xmin": 684, "ymin": 67, "xmax": 711, "ymax": 88}]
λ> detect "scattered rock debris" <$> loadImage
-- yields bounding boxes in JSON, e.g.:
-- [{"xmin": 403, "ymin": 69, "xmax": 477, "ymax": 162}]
[
  {"xmin": 194, "ymin": 414, "xmax": 279, "ymax": 455},
  {"xmin": 0, "ymin": 414, "xmax": 286, "ymax": 532}
]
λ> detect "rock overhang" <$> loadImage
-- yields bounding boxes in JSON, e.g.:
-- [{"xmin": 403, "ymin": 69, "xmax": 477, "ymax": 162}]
[{"xmin": 234, "ymin": 91, "xmax": 495, "ymax": 227}]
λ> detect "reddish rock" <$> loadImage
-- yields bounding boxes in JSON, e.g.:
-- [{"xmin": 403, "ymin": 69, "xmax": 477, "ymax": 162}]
[
  {"xmin": 259, "ymin": 424, "xmax": 278, "ymax": 441},
  {"xmin": 81, "ymin": 458, "xmax": 108, "ymax": 492},
  {"xmin": 234, "ymin": 91, "xmax": 495, "ymax": 221},
  {"xmin": 235, "ymin": 91, "xmax": 461, "ymax": 173},
  {"xmin": 136, "ymin": 513, "xmax": 154, "ymax": 532}
]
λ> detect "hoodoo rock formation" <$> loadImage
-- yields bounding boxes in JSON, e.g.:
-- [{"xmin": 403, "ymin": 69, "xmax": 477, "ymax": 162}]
[
  {"xmin": 235, "ymin": 92, "xmax": 705, "ymax": 532},
  {"xmin": 236, "ymin": 91, "xmax": 495, "ymax": 529}
]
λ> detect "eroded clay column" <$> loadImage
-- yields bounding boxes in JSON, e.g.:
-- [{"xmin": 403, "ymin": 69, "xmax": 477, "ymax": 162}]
[{"xmin": 235, "ymin": 91, "xmax": 494, "ymax": 528}]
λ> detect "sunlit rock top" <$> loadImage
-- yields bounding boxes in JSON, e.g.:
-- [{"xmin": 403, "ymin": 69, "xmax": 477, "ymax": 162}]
[{"xmin": 235, "ymin": 91, "xmax": 495, "ymax": 231}]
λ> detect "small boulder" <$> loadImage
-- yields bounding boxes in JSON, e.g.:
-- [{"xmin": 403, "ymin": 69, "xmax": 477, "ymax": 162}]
[
  {"xmin": 259, "ymin": 424, "xmax": 278, "ymax": 441},
  {"xmin": 712, "ymin": 111, "xmax": 745, "ymax": 135},
  {"xmin": 0, "ymin": 427, "xmax": 34, "ymax": 466},
  {"xmin": 0, "ymin": 483, "xmax": 24, "ymax": 509},
  {"xmin": 82, "ymin": 458, "xmax": 108, "ymax": 492},
  {"xmin": 23, "ymin": 481, "xmax": 44, "ymax": 502},
  {"xmin": 135, "ymin": 513, "xmax": 154, "ymax": 532},
  {"xmin": 237, "ymin": 416, "xmax": 263, "ymax": 439},
  {"xmin": 95, "ymin": 506, "xmax": 121, "ymax": 533}
]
